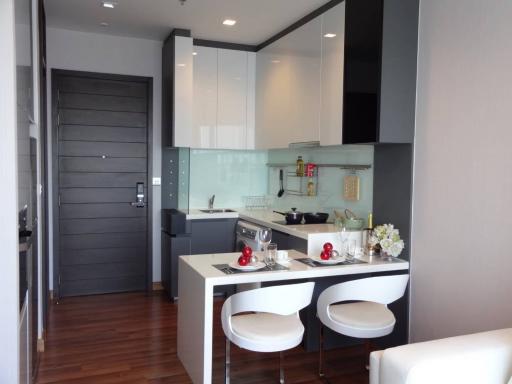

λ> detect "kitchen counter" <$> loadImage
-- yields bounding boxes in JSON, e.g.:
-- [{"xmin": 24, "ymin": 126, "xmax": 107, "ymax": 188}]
[
  {"xmin": 185, "ymin": 209, "xmax": 239, "ymax": 220},
  {"xmin": 185, "ymin": 209, "xmax": 341, "ymax": 240},
  {"xmin": 238, "ymin": 210, "xmax": 339, "ymax": 240},
  {"xmin": 177, "ymin": 250, "xmax": 409, "ymax": 383}
]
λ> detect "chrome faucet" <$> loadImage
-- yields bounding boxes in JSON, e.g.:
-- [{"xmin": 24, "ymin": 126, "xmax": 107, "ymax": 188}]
[{"xmin": 208, "ymin": 194, "xmax": 215, "ymax": 210}]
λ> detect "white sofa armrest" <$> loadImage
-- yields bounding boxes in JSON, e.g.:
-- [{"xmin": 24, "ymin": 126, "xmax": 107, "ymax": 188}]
[{"xmin": 374, "ymin": 328, "xmax": 512, "ymax": 384}]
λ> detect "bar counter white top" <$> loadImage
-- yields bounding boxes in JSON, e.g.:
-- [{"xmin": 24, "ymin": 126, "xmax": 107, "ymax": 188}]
[{"xmin": 177, "ymin": 250, "xmax": 408, "ymax": 384}]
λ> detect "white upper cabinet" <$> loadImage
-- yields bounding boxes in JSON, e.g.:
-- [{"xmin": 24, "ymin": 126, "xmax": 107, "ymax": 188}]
[
  {"xmin": 193, "ymin": 46, "xmax": 217, "ymax": 148},
  {"xmin": 320, "ymin": 2, "xmax": 346, "ymax": 146},
  {"xmin": 217, "ymin": 49, "xmax": 248, "ymax": 149},
  {"xmin": 255, "ymin": 3, "xmax": 345, "ymax": 149},
  {"xmin": 256, "ymin": 17, "xmax": 322, "ymax": 149},
  {"xmin": 191, "ymin": 46, "xmax": 255, "ymax": 150},
  {"xmin": 173, "ymin": 36, "xmax": 194, "ymax": 148}
]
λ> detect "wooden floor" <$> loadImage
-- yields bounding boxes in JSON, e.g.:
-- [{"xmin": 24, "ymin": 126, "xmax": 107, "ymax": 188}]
[{"xmin": 37, "ymin": 292, "xmax": 369, "ymax": 384}]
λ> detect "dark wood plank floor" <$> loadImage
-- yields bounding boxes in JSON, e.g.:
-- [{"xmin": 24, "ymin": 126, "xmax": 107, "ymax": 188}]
[{"xmin": 37, "ymin": 292, "xmax": 369, "ymax": 383}]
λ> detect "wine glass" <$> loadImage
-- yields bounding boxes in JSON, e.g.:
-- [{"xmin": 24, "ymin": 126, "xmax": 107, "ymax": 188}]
[
  {"xmin": 338, "ymin": 225, "xmax": 348, "ymax": 257},
  {"xmin": 347, "ymin": 240, "xmax": 356, "ymax": 260},
  {"xmin": 258, "ymin": 228, "xmax": 272, "ymax": 261}
]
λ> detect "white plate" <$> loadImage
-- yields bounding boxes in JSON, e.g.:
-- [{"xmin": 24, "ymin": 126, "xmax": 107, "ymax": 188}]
[
  {"xmin": 228, "ymin": 261, "xmax": 266, "ymax": 271},
  {"xmin": 310, "ymin": 255, "xmax": 346, "ymax": 265}
]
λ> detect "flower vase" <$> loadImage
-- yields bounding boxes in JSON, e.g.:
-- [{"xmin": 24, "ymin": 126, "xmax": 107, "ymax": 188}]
[{"xmin": 380, "ymin": 250, "xmax": 394, "ymax": 262}]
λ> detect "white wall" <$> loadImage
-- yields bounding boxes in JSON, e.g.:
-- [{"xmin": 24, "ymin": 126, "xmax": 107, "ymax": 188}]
[
  {"xmin": 410, "ymin": 0, "xmax": 512, "ymax": 342},
  {"xmin": 46, "ymin": 28, "xmax": 163, "ymax": 284},
  {"xmin": 0, "ymin": 0, "xmax": 20, "ymax": 381}
]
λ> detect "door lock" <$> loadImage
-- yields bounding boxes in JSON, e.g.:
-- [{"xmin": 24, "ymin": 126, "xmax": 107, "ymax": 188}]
[{"xmin": 131, "ymin": 182, "xmax": 145, "ymax": 208}]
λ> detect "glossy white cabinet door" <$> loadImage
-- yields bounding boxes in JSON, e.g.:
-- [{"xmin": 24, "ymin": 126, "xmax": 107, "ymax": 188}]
[
  {"xmin": 255, "ymin": 48, "xmax": 291, "ymax": 149},
  {"xmin": 217, "ymin": 49, "xmax": 248, "ymax": 149},
  {"xmin": 256, "ymin": 17, "xmax": 322, "ymax": 149},
  {"xmin": 320, "ymin": 2, "xmax": 345, "ymax": 146},
  {"xmin": 193, "ymin": 46, "xmax": 217, "ymax": 148},
  {"xmin": 246, "ymin": 52, "xmax": 256, "ymax": 149},
  {"xmin": 173, "ymin": 36, "xmax": 194, "ymax": 148}
]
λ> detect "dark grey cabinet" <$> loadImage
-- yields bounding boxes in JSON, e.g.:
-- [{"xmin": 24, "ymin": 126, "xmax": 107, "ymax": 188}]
[
  {"xmin": 271, "ymin": 229, "xmax": 307, "ymax": 254},
  {"xmin": 161, "ymin": 231, "xmax": 190, "ymax": 300},
  {"xmin": 190, "ymin": 219, "xmax": 237, "ymax": 254},
  {"xmin": 161, "ymin": 217, "xmax": 237, "ymax": 300}
]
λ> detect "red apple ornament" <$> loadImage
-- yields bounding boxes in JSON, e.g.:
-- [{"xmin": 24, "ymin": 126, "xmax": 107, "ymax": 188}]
[
  {"xmin": 323, "ymin": 242, "xmax": 333, "ymax": 252},
  {"xmin": 320, "ymin": 250, "xmax": 330, "ymax": 260},
  {"xmin": 242, "ymin": 245, "xmax": 253, "ymax": 258},
  {"xmin": 238, "ymin": 255, "xmax": 249, "ymax": 266}
]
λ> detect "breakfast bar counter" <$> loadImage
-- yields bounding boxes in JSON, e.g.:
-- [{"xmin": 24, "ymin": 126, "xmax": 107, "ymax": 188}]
[{"xmin": 177, "ymin": 250, "xmax": 409, "ymax": 384}]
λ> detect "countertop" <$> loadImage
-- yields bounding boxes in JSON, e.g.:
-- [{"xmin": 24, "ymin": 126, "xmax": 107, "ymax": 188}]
[
  {"xmin": 179, "ymin": 249, "xmax": 409, "ymax": 284},
  {"xmin": 185, "ymin": 209, "xmax": 342, "ymax": 240}
]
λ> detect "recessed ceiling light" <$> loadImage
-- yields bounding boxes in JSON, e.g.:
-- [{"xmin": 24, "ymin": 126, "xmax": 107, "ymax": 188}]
[
  {"xmin": 222, "ymin": 19, "xmax": 237, "ymax": 26},
  {"xmin": 176, "ymin": 63, "xmax": 186, "ymax": 67},
  {"xmin": 102, "ymin": 1, "xmax": 116, "ymax": 9},
  {"xmin": 100, "ymin": 22, "xmax": 109, "ymax": 27},
  {"xmin": 271, "ymin": 60, "xmax": 280, "ymax": 64},
  {"xmin": 192, "ymin": 52, "xmax": 198, "ymax": 56},
  {"xmin": 324, "ymin": 33, "xmax": 337, "ymax": 38}
]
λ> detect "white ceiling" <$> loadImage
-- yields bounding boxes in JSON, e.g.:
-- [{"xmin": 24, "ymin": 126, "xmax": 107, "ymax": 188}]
[{"xmin": 44, "ymin": 0, "xmax": 331, "ymax": 44}]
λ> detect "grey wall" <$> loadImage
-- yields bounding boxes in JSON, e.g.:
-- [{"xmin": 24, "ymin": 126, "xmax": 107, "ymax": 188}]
[
  {"xmin": 0, "ymin": 0, "xmax": 21, "ymax": 381},
  {"xmin": 46, "ymin": 27, "xmax": 163, "ymax": 285},
  {"xmin": 410, "ymin": 0, "xmax": 512, "ymax": 342}
]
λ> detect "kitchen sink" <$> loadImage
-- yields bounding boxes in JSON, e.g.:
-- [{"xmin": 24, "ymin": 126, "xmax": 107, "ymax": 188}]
[{"xmin": 199, "ymin": 209, "xmax": 236, "ymax": 214}]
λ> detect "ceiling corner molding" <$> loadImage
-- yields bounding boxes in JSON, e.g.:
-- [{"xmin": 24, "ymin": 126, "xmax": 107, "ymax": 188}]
[
  {"xmin": 193, "ymin": 38, "xmax": 257, "ymax": 52},
  {"xmin": 256, "ymin": 0, "xmax": 345, "ymax": 51}
]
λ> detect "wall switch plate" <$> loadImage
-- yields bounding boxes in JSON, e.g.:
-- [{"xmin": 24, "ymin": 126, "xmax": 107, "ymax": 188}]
[{"xmin": 152, "ymin": 177, "xmax": 161, "ymax": 186}]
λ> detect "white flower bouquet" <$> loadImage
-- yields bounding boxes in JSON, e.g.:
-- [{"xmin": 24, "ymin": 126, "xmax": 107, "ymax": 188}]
[{"xmin": 368, "ymin": 224, "xmax": 404, "ymax": 257}]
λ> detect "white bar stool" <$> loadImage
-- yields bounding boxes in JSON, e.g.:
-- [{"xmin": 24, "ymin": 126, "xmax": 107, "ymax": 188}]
[
  {"xmin": 221, "ymin": 282, "xmax": 315, "ymax": 383},
  {"xmin": 316, "ymin": 274, "xmax": 409, "ymax": 378}
]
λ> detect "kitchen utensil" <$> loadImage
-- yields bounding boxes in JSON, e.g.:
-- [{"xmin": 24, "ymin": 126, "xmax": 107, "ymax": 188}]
[
  {"xmin": 334, "ymin": 209, "xmax": 364, "ymax": 230},
  {"xmin": 345, "ymin": 209, "xmax": 357, "ymax": 219},
  {"xmin": 303, "ymin": 212, "xmax": 329, "ymax": 224},
  {"xmin": 273, "ymin": 208, "xmax": 303, "ymax": 224},
  {"xmin": 344, "ymin": 217, "xmax": 364, "ymax": 230},
  {"xmin": 343, "ymin": 174, "xmax": 360, "ymax": 201},
  {"xmin": 334, "ymin": 209, "xmax": 345, "ymax": 219},
  {"xmin": 277, "ymin": 169, "xmax": 284, "ymax": 197}
]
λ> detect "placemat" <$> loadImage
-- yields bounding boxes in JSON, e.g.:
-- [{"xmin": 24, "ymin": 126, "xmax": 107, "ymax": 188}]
[
  {"xmin": 295, "ymin": 257, "xmax": 367, "ymax": 267},
  {"xmin": 213, "ymin": 263, "xmax": 289, "ymax": 275}
]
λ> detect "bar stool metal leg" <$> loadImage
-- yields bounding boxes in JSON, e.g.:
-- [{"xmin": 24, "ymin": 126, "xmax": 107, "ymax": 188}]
[
  {"xmin": 279, "ymin": 351, "xmax": 285, "ymax": 384},
  {"xmin": 319, "ymin": 323, "xmax": 325, "ymax": 377},
  {"xmin": 225, "ymin": 337, "xmax": 231, "ymax": 384}
]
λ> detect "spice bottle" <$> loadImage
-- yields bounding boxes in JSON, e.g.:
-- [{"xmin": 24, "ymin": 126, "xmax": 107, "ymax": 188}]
[{"xmin": 296, "ymin": 156, "xmax": 305, "ymax": 177}]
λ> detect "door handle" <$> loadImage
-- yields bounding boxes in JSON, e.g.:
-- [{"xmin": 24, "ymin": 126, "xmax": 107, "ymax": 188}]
[{"xmin": 131, "ymin": 182, "xmax": 146, "ymax": 208}]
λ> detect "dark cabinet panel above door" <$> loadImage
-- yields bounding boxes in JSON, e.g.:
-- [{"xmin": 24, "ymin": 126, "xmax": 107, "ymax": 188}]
[{"xmin": 343, "ymin": 0, "xmax": 418, "ymax": 144}]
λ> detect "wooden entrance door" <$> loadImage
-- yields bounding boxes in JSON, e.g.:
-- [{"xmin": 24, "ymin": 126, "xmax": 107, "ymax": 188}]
[{"xmin": 53, "ymin": 70, "xmax": 151, "ymax": 297}]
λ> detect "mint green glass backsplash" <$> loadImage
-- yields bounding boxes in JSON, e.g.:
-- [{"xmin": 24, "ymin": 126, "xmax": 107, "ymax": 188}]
[
  {"xmin": 267, "ymin": 146, "xmax": 374, "ymax": 221},
  {"xmin": 188, "ymin": 149, "xmax": 268, "ymax": 209},
  {"xmin": 187, "ymin": 146, "xmax": 373, "ymax": 220}
]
